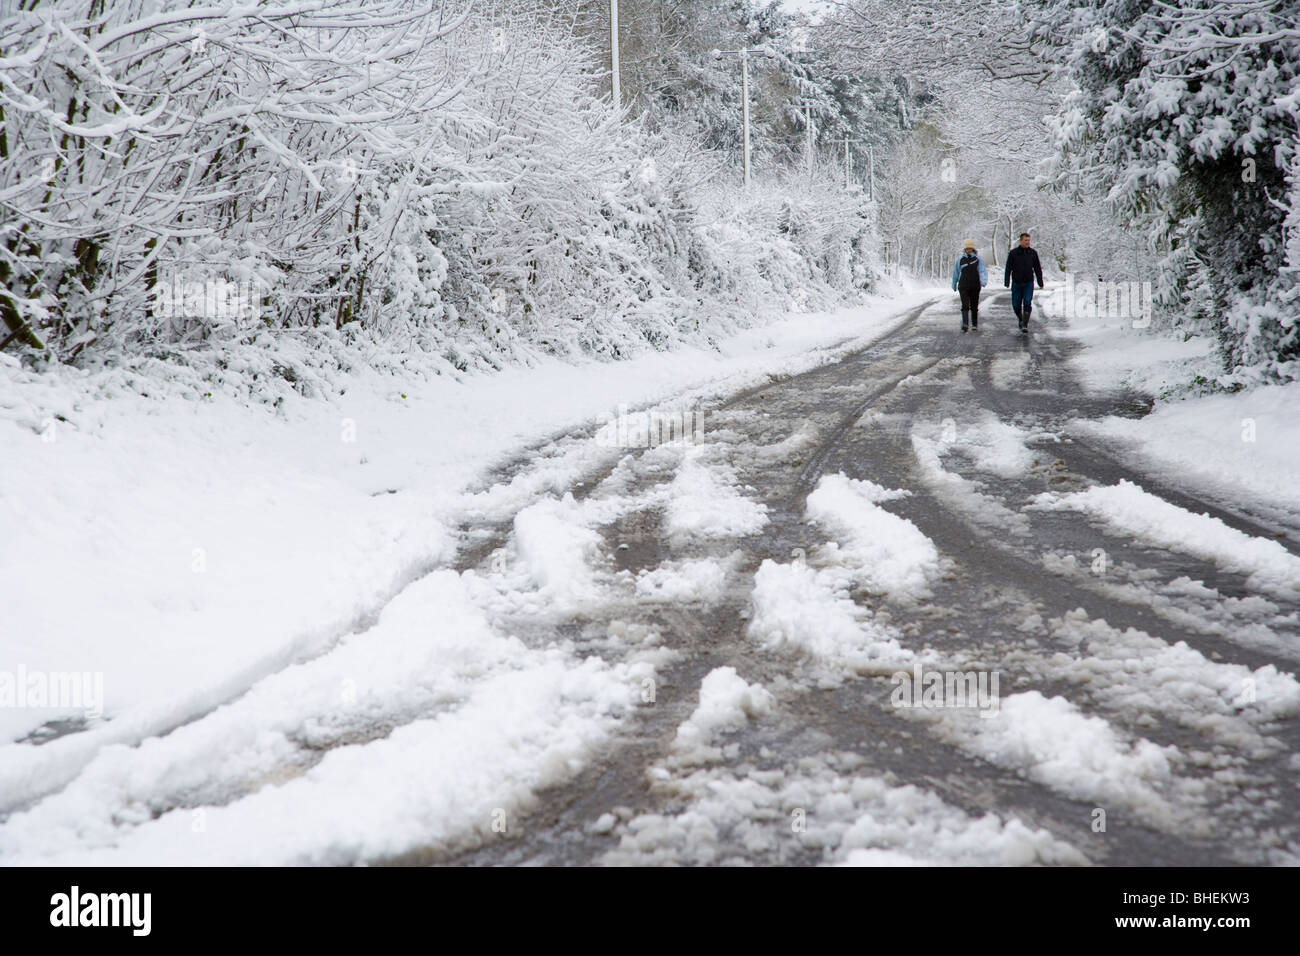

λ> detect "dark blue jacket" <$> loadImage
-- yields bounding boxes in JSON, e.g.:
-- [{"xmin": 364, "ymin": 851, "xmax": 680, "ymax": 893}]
[{"xmin": 1005, "ymin": 245, "xmax": 1043, "ymax": 286}]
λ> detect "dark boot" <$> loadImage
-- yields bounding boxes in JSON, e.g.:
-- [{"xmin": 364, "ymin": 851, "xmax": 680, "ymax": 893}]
[
  {"xmin": 1014, "ymin": 306, "xmax": 1023, "ymax": 329},
  {"xmin": 971, "ymin": 309, "xmax": 979, "ymax": 330},
  {"xmin": 1021, "ymin": 306, "xmax": 1031, "ymax": 332},
  {"xmin": 961, "ymin": 307, "xmax": 969, "ymax": 332}
]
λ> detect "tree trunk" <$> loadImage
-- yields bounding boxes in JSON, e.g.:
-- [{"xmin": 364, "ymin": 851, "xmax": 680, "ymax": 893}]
[{"xmin": 0, "ymin": 259, "xmax": 45, "ymax": 350}]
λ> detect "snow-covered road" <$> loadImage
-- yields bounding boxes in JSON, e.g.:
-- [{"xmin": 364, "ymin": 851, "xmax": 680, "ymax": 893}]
[
  {"xmin": 433, "ymin": 294, "xmax": 1300, "ymax": 866},
  {"xmin": 3, "ymin": 292, "xmax": 1298, "ymax": 866}
]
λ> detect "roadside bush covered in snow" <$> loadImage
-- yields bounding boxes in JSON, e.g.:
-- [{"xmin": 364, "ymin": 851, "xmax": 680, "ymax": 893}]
[
  {"xmin": 0, "ymin": 1, "xmax": 881, "ymax": 387},
  {"xmin": 1033, "ymin": 0, "xmax": 1300, "ymax": 384}
]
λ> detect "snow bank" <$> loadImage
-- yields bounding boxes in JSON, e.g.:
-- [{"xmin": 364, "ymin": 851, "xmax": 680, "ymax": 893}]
[
  {"xmin": 1059, "ymin": 310, "xmax": 1300, "ymax": 521},
  {"xmin": 1075, "ymin": 381, "xmax": 1300, "ymax": 521},
  {"xmin": 0, "ymin": 570, "xmax": 644, "ymax": 865}
]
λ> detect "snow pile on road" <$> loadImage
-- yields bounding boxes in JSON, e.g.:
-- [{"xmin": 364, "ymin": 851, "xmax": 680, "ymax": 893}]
[
  {"xmin": 747, "ymin": 559, "xmax": 915, "ymax": 677},
  {"xmin": 0, "ymin": 571, "xmax": 642, "ymax": 865},
  {"xmin": 663, "ymin": 446, "xmax": 769, "ymax": 544},
  {"xmin": 1035, "ymin": 549, "xmax": 1300, "ymax": 661},
  {"xmin": 956, "ymin": 414, "xmax": 1043, "ymax": 479},
  {"xmin": 910, "ymin": 424, "xmax": 1032, "ymax": 534},
  {"xmin": 634, "ymin": 554, "xmax": 739, "ymax": 603},
  {"xmin": 599, "ymin": 749, "xmax": 1088, "ymax": 866},
  {"xmin": 923, "ymin": 690, "xmax": 1195, "ymax": 831},
  {"xmin": 511, "ymin": 494, "xmax": 608, "ymax": 610},
  {"xmin": 1011, "ymin": 610, "xmax": 1300, "ymax": 759},
  {"xmin": 751, "ymin": 424, "xmax": 821, "ymax": 464},
  {"xmin": 673, "ymin": 667, "xmax": 774, "ymax": 756},
  {"xmin": 1031, "ymin": 480, "xmax": 1300, "ymax": 599},
  {"xmin": 805, "ymin": 473, "xmax": 940, "ymax": 600}
]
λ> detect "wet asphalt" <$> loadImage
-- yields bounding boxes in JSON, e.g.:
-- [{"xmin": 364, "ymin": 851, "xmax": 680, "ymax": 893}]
[{"xmin": 399, "ymin": 292, "xmax": 1300, "ymax": 867}]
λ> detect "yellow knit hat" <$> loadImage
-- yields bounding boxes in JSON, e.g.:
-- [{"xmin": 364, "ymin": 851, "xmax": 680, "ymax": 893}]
[{"xmin": 962, "ymin": 239, "xmax": 976, "ymax": 251}]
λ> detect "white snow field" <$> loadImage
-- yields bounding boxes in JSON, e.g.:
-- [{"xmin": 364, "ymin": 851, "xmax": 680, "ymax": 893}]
[{"xmin": 1054, "ymin": 306, "xmax": 1300, "ymax": 526}]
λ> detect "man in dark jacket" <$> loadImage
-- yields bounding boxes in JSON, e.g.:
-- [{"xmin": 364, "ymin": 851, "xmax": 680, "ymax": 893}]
[{"xmin": 1004, "ymin": 232, "xmax": 1044, "ymax": 333}]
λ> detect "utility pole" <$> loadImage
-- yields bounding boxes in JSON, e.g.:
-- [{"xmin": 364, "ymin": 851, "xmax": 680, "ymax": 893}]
[
  {"xmin": 712, "ymin": 45, "xmax": 777, "ymax": 188},
  {"xmin": 610, "ymin": 0, "xmax": 621, "ymax": 112},
  {"xmin": 743, "ymin": 53, "xmax": 750, "ymax": 187},
  {"xmin": 831, "ymin": 137, "xmax": 868, "ymax": 190}
]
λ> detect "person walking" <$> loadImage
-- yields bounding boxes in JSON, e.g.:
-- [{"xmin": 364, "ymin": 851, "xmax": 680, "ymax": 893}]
[
  {"xmin": 952, "ymin": 239, "xmax": 987, "ymax": 333},
  {"xmin": 1004, "ymin": 232, "xmax": 1044, "ymax": 333}
]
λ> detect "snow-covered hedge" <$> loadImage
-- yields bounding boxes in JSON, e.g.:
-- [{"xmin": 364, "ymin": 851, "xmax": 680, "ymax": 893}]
[{"xmin": 0, "ymin": 1, "xmax": 880, "ymax": 390}]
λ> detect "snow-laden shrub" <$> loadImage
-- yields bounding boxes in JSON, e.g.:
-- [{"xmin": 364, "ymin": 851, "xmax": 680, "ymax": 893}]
[
  {"xmin": 0, "ymin": 1, "xmax": 883, "ymax": 389},
  {"xmin": 690, "ymin": 172, "xmax": 880, "ymax": 316},
  {"xmin": 1, "ymin": 0, "xmax": 473, "ymax": 354},
  {"xmin": 1034, "ymin": 0, "xmax": 1300, "ymax": 383}
]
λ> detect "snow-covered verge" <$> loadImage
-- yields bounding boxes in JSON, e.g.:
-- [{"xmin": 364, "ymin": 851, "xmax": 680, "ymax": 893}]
[
  {"xmin": 1055, "ymin": 309, "xmax": 1300, "ymax": 525},
  {"xmin": 0, "ymin": 288, "xmax": 939, "ymax": 861},
  {"xmin": 0, "ymin": 571, "xmax": 642, "ymax": 865}
]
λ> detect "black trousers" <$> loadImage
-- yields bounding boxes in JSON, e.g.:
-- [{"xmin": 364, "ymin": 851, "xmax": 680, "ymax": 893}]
[{"xmin": 960, "ymin": 287, "xmax": 981, "ymax": 327}]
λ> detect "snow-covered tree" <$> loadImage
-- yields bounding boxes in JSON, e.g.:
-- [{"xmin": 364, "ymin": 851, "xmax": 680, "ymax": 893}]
[
  {"xmin": 818, "ymin": 0, "xmax": 1068, "ymax": 278},
  {"xmin": 1031, "ymin": 0, "xmax": 1300, "ymax": 382},
  {"xmin": 0, "ymin": 0, "xmax": 886, "ymax": 375},
  {"xmin": 0, "ymin": 0, "xmax": 474, "ymax": 354}
]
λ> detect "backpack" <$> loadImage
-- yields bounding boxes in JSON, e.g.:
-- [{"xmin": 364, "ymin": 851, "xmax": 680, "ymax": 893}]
[{"xmin": 958, "ymin": 254, "xmax": 981, "ymax": 289}]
